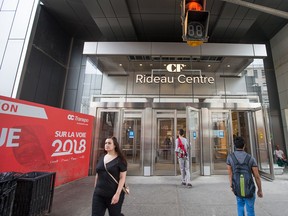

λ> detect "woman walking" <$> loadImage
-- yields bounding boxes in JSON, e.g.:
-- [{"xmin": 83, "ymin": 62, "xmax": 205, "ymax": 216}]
[{"xmin": 92, "ymin": 136, "xmax": 127, "ymax": 216}]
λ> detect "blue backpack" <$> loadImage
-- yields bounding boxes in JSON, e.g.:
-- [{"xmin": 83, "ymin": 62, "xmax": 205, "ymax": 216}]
[{"xmin": 230, "ymin": 153, "xmax": 256, "ymax": 198}]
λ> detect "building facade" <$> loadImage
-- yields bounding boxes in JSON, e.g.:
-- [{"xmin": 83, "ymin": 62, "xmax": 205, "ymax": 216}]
[{"xmin": 1, "ymin": 0, "xmax": 288, "ymax": 180}]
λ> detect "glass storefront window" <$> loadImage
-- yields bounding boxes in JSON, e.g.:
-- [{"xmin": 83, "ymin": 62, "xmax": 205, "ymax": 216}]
[{"xmin": 81, "ymin": 56, "xmax": 269, "ymax": 110}]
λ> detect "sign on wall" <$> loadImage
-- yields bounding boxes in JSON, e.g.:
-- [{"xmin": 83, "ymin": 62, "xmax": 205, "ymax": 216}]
[
  {"xmin": 136, "ymin": 64, "xmax": 215, "ymax": 84},
  {"xmin": 0, "ymin": 95, "xmax": 94, "ymax": 186}
]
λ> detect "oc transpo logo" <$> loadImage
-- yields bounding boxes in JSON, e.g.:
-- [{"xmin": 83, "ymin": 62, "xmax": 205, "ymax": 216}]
[
  {"xmin": 67, "ymin": 114, "xmax": 89, "ymax": 123},
  {"xmin": 67, "ymin": 114, "xmax": 74, "ymax": 120},
  {"xmin": 135, "ymin": 64, "xmax": 215, "ymax": 84}
]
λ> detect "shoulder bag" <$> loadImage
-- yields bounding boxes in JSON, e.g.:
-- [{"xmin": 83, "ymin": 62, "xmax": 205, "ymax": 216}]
[{"xmin": 177, "ymin": 138, "xmax": 187, "ymax": 159}]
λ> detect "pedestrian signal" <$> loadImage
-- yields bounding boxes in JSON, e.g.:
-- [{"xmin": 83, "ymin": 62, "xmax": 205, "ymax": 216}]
[{"xmin": 181, "ymin": 0, "xmax": 210, "ymax": 46}]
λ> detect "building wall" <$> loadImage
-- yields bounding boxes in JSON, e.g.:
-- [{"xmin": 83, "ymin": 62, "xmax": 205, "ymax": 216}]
[
  {"xmin": 82, "ymin": 42, "xmax": 267, "ymax": 106},
  {"xmin": 0, "ymin": 0, "xmax": 97, "ymax": 111},
  {"xmin": 63, "ymin": 39, "xmax": 86, "ymax": 112},
  {"xmin": 270, "ymin": 24, "xmax": 288, "ymax": 153},
  {"xmin": 100, "ymin": 71, "xmax": 248, "ymax": 98},
  {"xmin": 19, "ymin": 7, "xmax": 71, "ymax": 107},
  {"xmin": 0, "ymin": 0, "xmax": 286, "ymax": 156},
  {"xmin": 0, "ymin": 0, "xmax": 38, "ymax": 97}
]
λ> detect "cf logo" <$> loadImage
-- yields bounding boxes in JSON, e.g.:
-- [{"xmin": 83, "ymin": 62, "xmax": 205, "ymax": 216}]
[
  {"xmin": 67, "ymin": 114, "xmax": 74, "ymax": 120},
  {"xmin": 166, "ymin": 64, "xmax": 186, "ymax": 73}
]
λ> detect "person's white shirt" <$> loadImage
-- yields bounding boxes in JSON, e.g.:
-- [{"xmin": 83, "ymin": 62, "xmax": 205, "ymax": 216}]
[{"xmin": 274, "ymin": 149, "xmax": 285, "ymax": 159}]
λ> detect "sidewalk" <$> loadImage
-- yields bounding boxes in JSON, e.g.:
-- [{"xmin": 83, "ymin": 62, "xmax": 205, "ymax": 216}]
[{"xmin": 50, "ymin": 170, "xmax": 288, "ymax": 216}]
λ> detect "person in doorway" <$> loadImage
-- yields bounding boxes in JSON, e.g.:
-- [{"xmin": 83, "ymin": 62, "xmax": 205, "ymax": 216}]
[
  {"xmin": 227, "ymin": 136, "xmax": 263, "ymax": 216},
  {"xmin": 92, "ymin": 136, "xmax": 127, "ymax": 216},
  {"xmin": 175, "ymin": 129, "xmax": 192, "ymax": 188},
  {"xmin": 274, "ymin": 144, "xmax": 288, "ymax": 167},
  {"xmin": 163, "ymin": 137, "xmax": 172, "ymax": 159}
]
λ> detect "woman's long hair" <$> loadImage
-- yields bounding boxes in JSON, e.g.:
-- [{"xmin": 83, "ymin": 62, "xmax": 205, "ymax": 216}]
[{"xmin": 106, "ymin": 136, "xmax": 127, "ymax": 165}]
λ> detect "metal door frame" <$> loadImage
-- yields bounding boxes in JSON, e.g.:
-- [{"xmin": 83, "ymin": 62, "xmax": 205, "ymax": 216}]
[
  {"xmin": 89, "ymin": 102, "xmax": 274, "ymax": 178},
  {"xmin": 209, "ymin": 109, "xmax": 233, "ymax": 175},
  {"xmin": 249, "ymin": 108, "xmax": 274, "ymax": 180},
  {"xmin": 152, "ymin": 109, "xmax": 177, "ymax": 175},
  {"xmin": 90, "ymin": 108, "xmax": 121, "ymax": 175},
  {"xmin": 121, "ymin": 110, "xmax": 145, "ymax": 175},
  {"xmin": 186, "ymin": 106, "xmax": 202, "ymax": 179}
]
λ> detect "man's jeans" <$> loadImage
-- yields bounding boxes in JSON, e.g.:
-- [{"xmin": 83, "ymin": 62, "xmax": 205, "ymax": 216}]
[
  {"xmin": 236, "ymin": 193, "xmax": 256, "ymax": 216},
  {"xmin": 178, "ymin": 158, "xmax": 191, "ymax": 184}
]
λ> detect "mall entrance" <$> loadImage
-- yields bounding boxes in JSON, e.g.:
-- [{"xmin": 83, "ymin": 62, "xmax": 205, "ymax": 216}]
[{"xmin": 90, "ymin": 102, "xmax": 275, "ymax": 180}]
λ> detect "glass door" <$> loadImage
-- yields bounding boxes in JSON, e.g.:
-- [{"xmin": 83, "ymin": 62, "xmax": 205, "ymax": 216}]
[
  {"xmin": 252, "ymin": 109, "xmax": 274, "ymax": 180},
  {"xmin": 153, "ymin": 110, "xmax": 177, "ymax": 175},
  {"xmin": 120, "ymin": 110, "xmax": 143, "ymax": 175},
  {"xmin": 210, "ymin": 110, "xmax": 232, "ymax": 174},
  {"xmin": 186, "ymin": 107, "xmax": 201, "ymax": 178},
  {"xmin": 91, "ymin": 109, "xmax": 121, "ymax": 175}
]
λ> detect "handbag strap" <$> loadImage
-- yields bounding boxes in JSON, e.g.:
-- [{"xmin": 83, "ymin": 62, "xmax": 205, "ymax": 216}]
[
  {"xmin": 104, "ymin": 163, "xmax": 119, "ymax": 185},
  {"xmin": 104, "ymin": 162, "xmax": 129, "ymax": 194}
]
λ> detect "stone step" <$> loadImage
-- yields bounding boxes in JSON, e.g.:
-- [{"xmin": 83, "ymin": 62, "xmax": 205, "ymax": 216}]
[{"xmin": 262, "ymin": 164, "xmax": 285, "ymax": 175}]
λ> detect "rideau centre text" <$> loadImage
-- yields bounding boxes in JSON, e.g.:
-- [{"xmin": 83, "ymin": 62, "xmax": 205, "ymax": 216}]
[
  {"xmin": 135, "ymin": 74, "xmax": 215, "ymax": 84},
  {"xmin": 135, "ymin": 64, "xmax": 215, "ymax": 84}
]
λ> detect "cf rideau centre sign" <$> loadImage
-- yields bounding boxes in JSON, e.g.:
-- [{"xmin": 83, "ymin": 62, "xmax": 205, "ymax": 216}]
[{"xmin": 135, "ymin": 64, "xmax": 215, "ymax": 84}]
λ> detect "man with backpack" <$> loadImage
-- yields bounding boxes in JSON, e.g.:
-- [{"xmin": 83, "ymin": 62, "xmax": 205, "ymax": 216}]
[{"xmin": 227, "ymin": 136, "xmax": 263, "ymax": 216}]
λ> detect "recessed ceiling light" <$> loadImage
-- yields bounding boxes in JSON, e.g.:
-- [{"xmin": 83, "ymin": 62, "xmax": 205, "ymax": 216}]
[
  {"xmin": 208, "ymin": 64, "xmax": 211, "ymax": 67},
  {"xmin": 139, "ymin": 64, "xmax": 142, "ymax": 66},
  {"xmin": 227, "ymin": 64, "xmax": 231, "ymax": 67},
  {"xmin": 119, "ymin": 64, "xmax": 122, "ymax": 66}
]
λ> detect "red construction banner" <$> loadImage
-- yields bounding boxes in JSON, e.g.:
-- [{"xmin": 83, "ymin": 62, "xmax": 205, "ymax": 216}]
[{"xmin": 0, "ymin": 95, "xmax": 94, "ymax": 186}]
